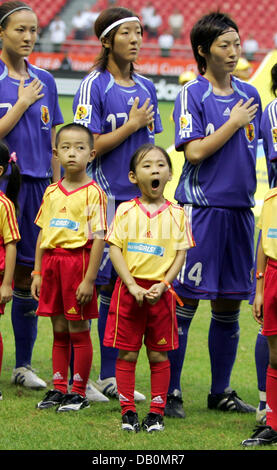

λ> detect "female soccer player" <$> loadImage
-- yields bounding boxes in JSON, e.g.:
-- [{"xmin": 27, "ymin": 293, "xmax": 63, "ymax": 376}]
[
  {"xmin": 73, "ymin": 6, "xmax": 162, "ymax": 401},
  {"xmin": 167, "ymin": 11, "xmax": 262, "ymax": 418},
  {"xmin": 0, "ymin": 1, "xmax": 63, "ymax": 388}
]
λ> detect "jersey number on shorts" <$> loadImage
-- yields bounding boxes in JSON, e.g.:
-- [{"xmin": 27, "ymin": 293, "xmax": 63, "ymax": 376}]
[{"xmin": 187, "ymin": 262, "xmax": 202, "ymax": 287}]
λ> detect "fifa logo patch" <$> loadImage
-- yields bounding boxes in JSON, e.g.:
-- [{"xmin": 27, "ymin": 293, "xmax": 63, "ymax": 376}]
[
  {"xmin": 179, "ymin": 113, "xmax": 192, "ymax": 136},
  {"xmin": 244, "ymin": 123, "xmax": 255, "ymax": 142},
  {"xmin": 74, "ymin": 104, "xmax": 92, "ymax": 123},
  {"xmin": 272, "ymin": 128, "xmax": 277, "ymax": 148},
  {"xmin": 41, "ymin": 105, "xmax": 50, "ymax": 125}
]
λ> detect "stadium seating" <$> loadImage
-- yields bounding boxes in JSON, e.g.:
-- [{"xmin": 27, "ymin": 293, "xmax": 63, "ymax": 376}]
[{"xmin": 25, "ymin": 0, "xmax": 68, "ymax": 28}]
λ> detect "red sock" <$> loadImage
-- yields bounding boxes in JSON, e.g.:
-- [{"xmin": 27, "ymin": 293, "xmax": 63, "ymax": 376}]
[
  {"xmin": 116, "ymin": 358, "xmax": 137, "ymax": 415},
  {"xmin": 52, "ymin": 331, "xmax": 71, "ymax": 394},
  {"xmin": 266, "ymin": 366, "xmax": 277, "ymax": 431},
  {"xmin": 0, "ymin": 332, "xmax": 3, "ymax": 375},
  {"xmin": 70, "ymin": 330, "xmax": 92, "ymax": 397},
  {"xmin": 150, "ymin": 360, "xmax": 170, "ymax": 416}
]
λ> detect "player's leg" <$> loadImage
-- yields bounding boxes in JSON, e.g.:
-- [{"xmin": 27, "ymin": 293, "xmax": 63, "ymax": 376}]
[
  {"xmin": 117, "ymin": 349, "xmax": 140, "ymax": 432},
  {"xmin": 255, "ymin": 328, "xmax": 269, "ymax": 423}
]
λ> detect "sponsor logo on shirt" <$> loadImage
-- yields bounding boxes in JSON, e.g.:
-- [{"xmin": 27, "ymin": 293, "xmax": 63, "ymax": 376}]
[
  {"xmin": 50, "ymin": 218, "xmax": 80, "ymax": 231},
  {"xmin": 267, "ymin": 228, "xmax": 277, "ymax": 238},
  {"xmin": 127, "ymin": 242, "xmax": 164, "ymax": 257},
  {"xmin": 74, "ymin": 104, "xmax": 92, "ymax": 123}
]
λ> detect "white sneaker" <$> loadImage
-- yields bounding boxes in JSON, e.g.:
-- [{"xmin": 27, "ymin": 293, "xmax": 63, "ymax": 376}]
[
  {"xmin": 256, "ymin": 405, "xmax": 267, "ymax": 424},
  {"xmin": 93, "ymin": 376, "xmax": 146, "ymax": 402},
  {"xmin": 11, "ymin": 366, "xmax": 47, "ymax": 389},
  {"xmin": 86, "ymin": 379, "xmax": 109, "ymax": 402}
]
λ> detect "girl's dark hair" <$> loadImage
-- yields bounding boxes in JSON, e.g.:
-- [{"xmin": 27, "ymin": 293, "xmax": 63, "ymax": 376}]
[
  {"xmin": 271, "ymin": 63, "xmax": 277, "ymax": 97},
  {"xmin": 0, "ymin": 1, "xmax": 34, "ymax": 29},
  {"xmin": 55, "ymin": 122, "xmax": 94, "ymax": 149},
  {"xmin": 190, "ymin": 11, "xmax": 239, "ymax": 75},
  {"xmin": 130, "ymin": 143, "xmax": 172, "ymax": 173},
  {"xmin": 0, "ymin": 141, "xmax": 21, "ymax": 213},
  {"xmin": 93, "ymin": 6, "xmax": 143, "ymax": 74}
]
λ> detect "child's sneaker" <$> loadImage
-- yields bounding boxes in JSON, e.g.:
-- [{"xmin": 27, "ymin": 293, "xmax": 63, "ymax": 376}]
[
  {"xmin": 37, "ymin": 389, "xmax": 65, "ymax": 409},
  {"xmin": 93, "ymin": 376, "xmax": 146, "ymax": 402},
  {"xmin": 122, "ymin": 410, "xmax": 140, "ymax": 432},
  {"xmin": 56, "ymin": 393, "xmax": 90, "ymax": 412},
  {"xmin": 142, "ymin": 412, "xmax": 165, "ymax": 432},
  {"xmin": 0, "ymin": 390, "xmax": 2, "ymax": 400},
  {"xmin": 11, "ymin": 365, "xmax": 46, "ymax": 389}
]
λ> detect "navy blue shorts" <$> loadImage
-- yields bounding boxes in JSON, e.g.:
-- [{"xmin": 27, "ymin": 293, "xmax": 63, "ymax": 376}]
[
  {"xmin": 16, "ymin": 176, "xmax": 49, "ymax": 267},
  {"xmin": 173, "ymin": 205, "xmax": 255, "ymax": 300}
]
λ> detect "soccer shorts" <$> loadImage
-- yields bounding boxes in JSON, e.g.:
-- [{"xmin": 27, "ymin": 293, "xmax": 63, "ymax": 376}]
[
  {"xmin": 36, "ymin": 247, "xmax": 98, "ymax": 321},
  {"xmin": 17, "ymin": 176, "xmax": 50, "ymax": 267},
  {"xmin": 104, "ymin": 277, "xmax": 179, "ymax": 352},
  {"xmin": 262, "ymin": 258, "xmax": 277, "ymax": 336},
  {"xmin": 173, "ymin": 205, "xmax": 255, "ymax": 300}
]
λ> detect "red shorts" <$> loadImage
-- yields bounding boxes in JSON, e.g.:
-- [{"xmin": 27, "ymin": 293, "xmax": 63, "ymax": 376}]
[
  {"xmin": 36, "ymin": 247, "xmax": 98, "ymax": 321},
  {"xmin": 263, "ymin": 258, "xmax": 277, "ymax": 336},
  {"xmin": 104, "ymin": 277, "xmax": 179, "ymax": 352}
]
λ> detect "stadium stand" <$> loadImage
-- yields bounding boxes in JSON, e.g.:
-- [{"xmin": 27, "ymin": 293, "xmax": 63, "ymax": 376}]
[{"xmin": 15, "ymin": 0, "xmax": 68, "ymax": 29}]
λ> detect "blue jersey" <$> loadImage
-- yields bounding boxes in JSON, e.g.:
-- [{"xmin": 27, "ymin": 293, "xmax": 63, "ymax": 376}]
[
  {"xmin": 173, "ymin": 74, "xmax": 262, "ymax": 208},
  {"xmin": 73, "ymin": 69, "xmax": 163, "ymax": 201},
  {"xmin": 0, "ymin": 58, "xmax": 63, "ymax": 179},
  {"xmin": 261, "ymin": 98, "xmax": 277, "ymax": 188}
]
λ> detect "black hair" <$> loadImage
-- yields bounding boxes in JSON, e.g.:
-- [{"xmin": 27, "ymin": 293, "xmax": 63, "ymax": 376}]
[
  {"xmin": 93, "ymin": 6, "xmax": 143, "ymax": 74},
  {"xmin": 190, "ymin": 11, "xmax": 239, "ymax": 75},
  {"xmin": 271, "ymin": 63, "xmax": 277, "ymax": 97},
  {"xmin": 55, "ymin": 123, "xmax": 94, "ymax": 149},
  {"xmin": 0, "ymin": 1, "xmax": 34, "ymax": 29},
  {"xmin": 0, "ymin": 141, "xmax": 21, "ymax": 213},
  {"xmin": 129, "ymin": 143, "xmax": 172, "ymax": 173}
]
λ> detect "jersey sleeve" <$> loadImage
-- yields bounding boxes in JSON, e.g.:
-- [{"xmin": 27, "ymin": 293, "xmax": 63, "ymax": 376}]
[
  {"xmin": 172, "ymin": 206, "xmax": 195, "ymax": 251},
  {"xmin": 87, "ymin": 184, "xmax": 107, "ymax": 239},
  {"xmin": 105, "ymin": 204, "xmax": 126, "ymax": 249},
  {"xmin": 0, "ymin": 198, "xmax": 20, "ymax": 244},
  {"xmin": 73, "ymin": 73, "xmax": 102, "ymax": 134},
  {"xmin": 173, "ymin": 83, "xmax": 205, "ymax": 151}
]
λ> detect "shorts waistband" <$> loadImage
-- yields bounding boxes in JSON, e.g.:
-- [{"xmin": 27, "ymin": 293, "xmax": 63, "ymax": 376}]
[{"xmin": 45, "ymin": 246, "xmax": 91, "ymax": 256}]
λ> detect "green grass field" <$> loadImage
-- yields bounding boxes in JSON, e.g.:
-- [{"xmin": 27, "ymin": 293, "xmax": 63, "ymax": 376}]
[{"xmin": 0, "ymin": 97, "xmax": 271, "ymax": 454}]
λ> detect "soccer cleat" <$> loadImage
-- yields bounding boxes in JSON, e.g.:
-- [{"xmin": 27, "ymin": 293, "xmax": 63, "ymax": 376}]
[
  {"xmin": 0, "ymin": 390, "xmax": 2, "ymax": 400},
  {"xmin": 93, "ymin": 376, "xmax": 146, "ymax": 402},
  {"xmin": 11, "ymin": 365, "xmax": 47, "ymax": 389},
  {"xmin": 142, "ymin": 413, "xmax": 165, "ymax": 433},
  {"xmin": 241, "ymin": 425, "xmax": 277, "ymax": 447},
  {"xmin": 122, "ymin": 410, "xmax": 140, "ymax": 432},
  {"xmin": 164, "ymin": 389, "xmax": 186, "ymax": 418},
  {"xmin": 56, "ymin": 393, "xmax": 90, "ymax": 412},
  {"xmin": 207, "ymin": 389, "xmax": 256, "ymax": 413},
  {"xmin": 86, "ymin": 379, "xmax": 109, "ymax": 402},
  {"xmin": 37, "ymin": 389, "xmax": 65, "ymax": 409}
]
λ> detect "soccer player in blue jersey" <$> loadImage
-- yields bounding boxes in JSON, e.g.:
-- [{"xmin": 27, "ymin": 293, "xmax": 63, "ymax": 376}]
[
  {"xmin": 73, "ymin": 6, "xmax": 163, "ymax": 401},
  {"xmin": 166, "ymin": 11, "xmax": 262, "ymax": 417},
  {"xmin": 0, "ymin": 1, "xmax": 63, "ymax": 388}
]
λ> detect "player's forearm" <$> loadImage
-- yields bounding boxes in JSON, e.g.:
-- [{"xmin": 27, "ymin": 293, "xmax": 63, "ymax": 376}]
[
  {"xmin": 2, "ymin": 241, "xmax": 17, "ymax": 287},
  {"xmin": 84, "ymin": 237, "xmax": 105, "ymax": 283},
  {"xmin": 164, "ymin": 250, "xmax": 187, "ymax": 284},
  {"xmin": 0, "ymin": 99, "xmax": 30, "ymax": 139},
  {"xmin": 109, "ymin": 244, "xmax": 136, "ymax": 288},
  {"xmin": 93, "ymin": 119, "xmax": 138, "ymax": 157},
  {"xmin": 185, "ymin": 118, "xmax": 240, "ymax": 164},
  {"xmin": 33, "ymin": 230, "xmax": 44, "ymax": 272},
  {"xmin": 255, "ymin": 238, "xmax": 267, "ymax": 295}
]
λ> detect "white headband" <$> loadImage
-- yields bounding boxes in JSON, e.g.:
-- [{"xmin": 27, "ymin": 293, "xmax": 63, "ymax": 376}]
[
  {"xmin": 0, "ymin": 6, "xmax": 33, "ymax": 26},
  {"xmin": 99, "ymin": 17, "xmax": 140, "ymax": 40}
]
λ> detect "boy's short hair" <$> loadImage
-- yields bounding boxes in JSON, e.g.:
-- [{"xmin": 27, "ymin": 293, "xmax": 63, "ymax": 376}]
[
  {"xmin": 56, "ymin": 123, "xmax": 94, "ymax": 149},
  {"xmin": 129, "ymin": 143, "xmax": 172, "ymax": 173},
  {"xmin": 190, "ymin": 11, "xmax": 239, "ymax": 75}
]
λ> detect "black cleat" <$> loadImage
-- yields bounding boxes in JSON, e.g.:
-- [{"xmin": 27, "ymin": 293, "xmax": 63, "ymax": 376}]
[
  {"xmin": 56, "ymin": 393, "xmax": 90, "ymax": 412},
  {"xmin": 242, "ymin": 425, "xmax": 277, "ymax": 447},
  {"xmin": 208, "ymin": 389, "xmax": 256, "ymax": 413},
  {"xmin": 142, "ymin": 413, "xmax": 164, "ymax": 432},
  {"xmin": 37, "ymin": 389, "xmax": 65, "ymax": 409},
  {"xmin": 164, "ymin": 389, "xmax": 185, "ymax": 418},
  {"xmin": 122, "ymin": 410, "xmax": 140, "ymax": 432}
]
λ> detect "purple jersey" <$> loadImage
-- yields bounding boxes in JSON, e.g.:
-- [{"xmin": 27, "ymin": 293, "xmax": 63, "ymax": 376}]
[
  {"xmin": 261, "ymin": 98, "xmax": 277, "ymax": 188},
  {"xmin": 0, "ymin": 58, "xmax": 63, "ymax": 179},
  {"xmin": 73, "ymin": 69, "xmax": 163, "ymax": 201},
  {"xmin": 173, "ymin": 74, "xmax": 262, "ymax": 208}
]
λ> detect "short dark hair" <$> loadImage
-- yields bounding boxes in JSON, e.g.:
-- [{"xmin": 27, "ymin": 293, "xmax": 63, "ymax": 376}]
[
  {"xmin": 55, "ymin": 123, "xmax": 94, "ymax": 149},
  {"xmin": 129, "ymin": 143, "xmax": 172, "ymax": 173},
  {"xmin": 0, "ymin": 1, "xmax": 34, "ymax": 29},
  {"xmin": 191, "ymin": 11, "xmax": 239, "ymax": 75}
]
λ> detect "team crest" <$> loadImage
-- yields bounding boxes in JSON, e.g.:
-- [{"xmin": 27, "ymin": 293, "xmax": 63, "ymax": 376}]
[
  {"xmin": 244, "ymin": 123, "xmax": 255, "ymax": 142},
  {"xmin": 148, "ymin": 120, "xmax": 154, "ymax": 132},
  {"xmin": 74, "ymin": 104, "xmax": 92, "ymax": 123},
  {"xmin": 41, "ymin": 105, "xmax": 50, "ymax": 125}
]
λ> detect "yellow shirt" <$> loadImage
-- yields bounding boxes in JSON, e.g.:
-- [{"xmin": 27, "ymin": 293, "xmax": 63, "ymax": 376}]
[
  {"xmin": 35, "ymin": 179, "xmax": 107, "ymax": 249},
  {"xmin": 258, "ymin": 187, "xmax": 277, "ymax": 260},
  {"xmin": 106, "ymin": 197, "xmax": 195, "ymax": 280}
]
